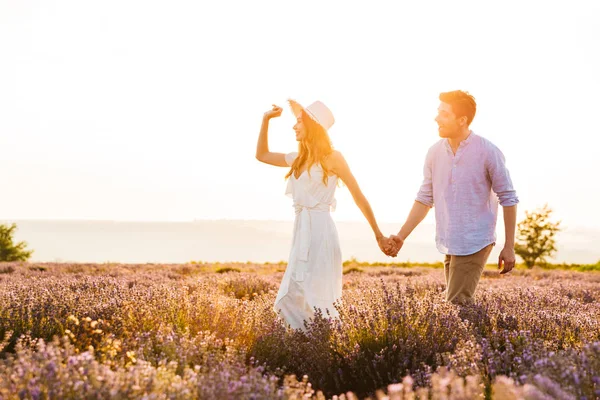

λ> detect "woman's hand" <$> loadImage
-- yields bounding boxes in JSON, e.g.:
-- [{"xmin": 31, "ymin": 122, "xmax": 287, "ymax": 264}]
[{"xmin": 264, "ymin": 104, "xmax": 283, "ymax": 120}]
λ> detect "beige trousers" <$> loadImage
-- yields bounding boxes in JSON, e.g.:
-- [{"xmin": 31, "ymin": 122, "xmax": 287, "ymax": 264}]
[{"xmin": 443, "ymin": 243, "xmax": 494, "ymax": 305}]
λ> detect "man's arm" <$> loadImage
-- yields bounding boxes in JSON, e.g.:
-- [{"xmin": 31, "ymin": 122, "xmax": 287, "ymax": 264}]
[
  {"xmin": 487, "ymin": 144, "xmax": 519, "ymax": 273},
  {"xmin": 390, "ymin": 150, "xmax": 434, "ymax": 252},
  {"xmin": 391, "ymin": 201, "xmax": 431, "ymax": 248},
  {"xmin": 502, "ymin": 205, "xmax": 517, "ymax": 248},
  {"xmin": 498, "ymin": 205, "xmax": 517, "ymax": 273}
]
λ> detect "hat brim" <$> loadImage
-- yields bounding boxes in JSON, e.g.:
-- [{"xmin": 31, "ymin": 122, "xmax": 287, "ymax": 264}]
[
  {"xmin": 287, "ymin": 99, "xmax": 325, "ymax": 129},
  {"xmin": 287, "ymin": 99, "xmax": 305, "ymax": 118}
]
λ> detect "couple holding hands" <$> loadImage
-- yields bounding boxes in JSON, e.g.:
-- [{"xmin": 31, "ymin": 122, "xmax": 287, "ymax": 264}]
[{"xmin": 255, "ymin": 90, "xmax": 518, "ymax": 330}]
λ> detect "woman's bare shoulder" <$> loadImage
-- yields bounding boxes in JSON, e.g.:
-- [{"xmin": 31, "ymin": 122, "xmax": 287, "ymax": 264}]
[{"xmin": 324, "ymin": 150, "xmax": 348, "ymax": 175}]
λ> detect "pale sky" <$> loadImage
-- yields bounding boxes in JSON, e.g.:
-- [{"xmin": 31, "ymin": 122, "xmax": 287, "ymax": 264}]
[{"xmin": 1, "ymin": 1, "xmax": 599, "ymax": 234}]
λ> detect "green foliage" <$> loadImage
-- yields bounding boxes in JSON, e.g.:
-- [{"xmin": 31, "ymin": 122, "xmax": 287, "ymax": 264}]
[
  {"xmin": 343, "ymin": 267, "xmax": 364, "ymax": 274},
  {"xmin": 514, "ymin": 204, "xmax": 561, "ymax": 268},
  {"xmin": 0, "ymin": 223, "xmax": 33, "ymax": 262},
  {"xmin": 216, "ymin": 267, "xmax": 241, "ymax": 274}
]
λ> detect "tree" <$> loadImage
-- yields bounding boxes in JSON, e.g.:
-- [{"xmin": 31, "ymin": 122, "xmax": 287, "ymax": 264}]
[
  {"xmin": 0, "ymin": 223, "xmax": 34, "ymax": 262},
  {"xmin": 514, "ymin": 204, "xmax": 561, "ymax": 268}
]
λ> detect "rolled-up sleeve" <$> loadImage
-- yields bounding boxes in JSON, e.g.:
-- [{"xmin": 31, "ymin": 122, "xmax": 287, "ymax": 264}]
[
  {"xmin": 416, "ymin": 149, "xmax": 434, "ymax": 207},
  {"xmin": 486, "ymin": 145, "xmax": 519, "ymax": 206}
]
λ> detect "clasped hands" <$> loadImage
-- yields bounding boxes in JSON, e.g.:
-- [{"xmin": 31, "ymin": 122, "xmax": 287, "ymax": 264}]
[{"xmin": 377, "ymin": 235, "xmax": 404, "ymax": 257}]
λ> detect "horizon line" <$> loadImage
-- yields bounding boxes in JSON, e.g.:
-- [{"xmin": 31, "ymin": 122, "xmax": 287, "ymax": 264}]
[
  {"xmin": 0, "ymin": 217, "xmax": 411, "ymax": 224},
  {"xmin": 1, "ymin": 218, "xmax": 597, "ymax": 233}
]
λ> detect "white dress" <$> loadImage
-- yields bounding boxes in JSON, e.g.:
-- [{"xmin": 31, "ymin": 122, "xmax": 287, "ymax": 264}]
[{"xmin": 273, "ymin": 152, "xmax": 343, "ymax": 330}]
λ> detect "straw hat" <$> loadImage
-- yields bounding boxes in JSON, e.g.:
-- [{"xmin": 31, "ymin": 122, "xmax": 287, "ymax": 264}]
[{"xmin": 288, "ymin": 99, "xmax": 335, "ymax": 131}]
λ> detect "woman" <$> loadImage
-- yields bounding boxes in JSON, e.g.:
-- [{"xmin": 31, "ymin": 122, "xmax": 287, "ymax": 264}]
[{"xmin": 255, "ymin": 99, "xmax": 396, "ymax": 330}]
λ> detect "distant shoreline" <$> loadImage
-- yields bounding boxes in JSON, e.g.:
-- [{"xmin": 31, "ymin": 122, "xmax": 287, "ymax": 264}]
[{"xmin": 2, "ymin": 219, "xmax": 599, "ymax": 265}]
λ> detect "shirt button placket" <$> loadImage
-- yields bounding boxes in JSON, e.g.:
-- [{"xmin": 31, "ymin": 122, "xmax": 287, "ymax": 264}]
[
  {"xmin": 452, "ymin": 161, "xmax": 457, "ymax": 191},
  {"xmin": 452, "ymin": 149, "xmax": 461, "ymax": 192}
]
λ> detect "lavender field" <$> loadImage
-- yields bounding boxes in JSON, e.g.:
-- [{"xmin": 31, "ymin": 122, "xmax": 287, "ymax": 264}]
[{"xmin": 0, "ymin": 262, "xmax": 599, "ymax": 399}]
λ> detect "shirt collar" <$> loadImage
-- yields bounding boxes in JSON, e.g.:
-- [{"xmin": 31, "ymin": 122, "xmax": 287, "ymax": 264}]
[
  {"xmin": 445, "ymin": 130, "xmax": 475, "ymax": 151},
  {"xmin": 463, "ymin": 130, "xmax": 475, "ymax": 145}
]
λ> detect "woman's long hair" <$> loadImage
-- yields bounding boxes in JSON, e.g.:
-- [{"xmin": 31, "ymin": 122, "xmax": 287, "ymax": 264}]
[{"xmin": 285, "ymin": 110, "xmax": 334, "ymax": 185}]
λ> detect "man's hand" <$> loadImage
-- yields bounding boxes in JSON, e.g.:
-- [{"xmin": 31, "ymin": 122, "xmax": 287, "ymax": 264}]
[{"xmin": 498, "ymin": 245, "xmax": 516, "ymax": 274}]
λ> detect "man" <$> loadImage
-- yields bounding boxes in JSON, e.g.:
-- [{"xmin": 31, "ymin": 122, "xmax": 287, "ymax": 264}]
[{"xmin": 390, "ymin": 90, "xmax": 519, "ymax": 305}]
